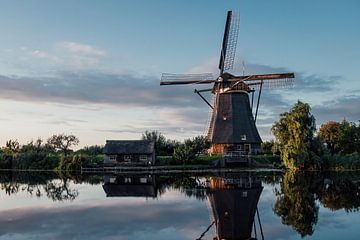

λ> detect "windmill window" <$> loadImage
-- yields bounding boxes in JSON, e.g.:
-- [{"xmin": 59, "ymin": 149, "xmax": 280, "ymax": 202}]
[{"xmin": 241, "ymin": 134, "xmax": 247, "ymax": 140}]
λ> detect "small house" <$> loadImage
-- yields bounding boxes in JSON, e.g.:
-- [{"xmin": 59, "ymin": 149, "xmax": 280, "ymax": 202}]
[
  {"xmin": 103, "ymin": 140, "xmax": 156, "ymax": 165},
  {"xmin": 102, "ymin": 175, "xmax": 158, "ymax": 198}
]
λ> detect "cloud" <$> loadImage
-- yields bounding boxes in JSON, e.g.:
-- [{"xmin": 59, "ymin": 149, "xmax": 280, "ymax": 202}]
[
  {"xmin": 58, "ymin": 41, "xmax": 106, "ymax": 57},
  {"xmin": 0, "ymin": 72, "xmax": 205, "ymax": 109},
  {"xmin": 30, "ymin": 50, "xmax": 59, "ymax": 62},
  {"xmin": 313, "ymin": 95, "xmax": 360, "ymax": 124}
]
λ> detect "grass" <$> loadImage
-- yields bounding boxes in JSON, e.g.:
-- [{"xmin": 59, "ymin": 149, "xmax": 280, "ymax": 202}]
[{"xmin": 157, "ymin": 154, "xmax": 220, "ymax": 166}]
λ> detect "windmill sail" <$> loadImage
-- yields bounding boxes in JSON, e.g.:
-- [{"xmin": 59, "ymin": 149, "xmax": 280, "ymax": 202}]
[{"xmin": 219, "ymin": 11, "xmax": 240, "ymax": 74}]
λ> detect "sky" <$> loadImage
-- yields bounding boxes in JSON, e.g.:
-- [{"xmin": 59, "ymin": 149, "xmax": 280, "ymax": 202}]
[{"xmin": 0, "ymin": 0, "xmax": 359, "ymax": 147}]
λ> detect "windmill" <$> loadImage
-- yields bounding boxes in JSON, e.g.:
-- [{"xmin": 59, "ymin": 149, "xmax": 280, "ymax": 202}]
[{"xmin": 160, "ymin": 11, "xmax": 295, "ymax": 155}]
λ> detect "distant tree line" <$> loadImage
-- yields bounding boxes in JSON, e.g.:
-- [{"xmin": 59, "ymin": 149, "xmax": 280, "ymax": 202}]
[{"xmin": 0, "ymin": 134, "xmax": 104, "ymax": 171}]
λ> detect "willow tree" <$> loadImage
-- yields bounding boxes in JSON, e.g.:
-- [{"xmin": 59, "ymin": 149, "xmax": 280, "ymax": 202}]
[{"xmin": 272, "ymin": 101, "xmax": 317, "ymax": 170}]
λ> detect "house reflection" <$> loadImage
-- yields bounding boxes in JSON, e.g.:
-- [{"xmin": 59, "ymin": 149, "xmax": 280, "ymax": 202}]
[
  {"xmin": 207, "ymin": 173, "xmax": 264, "ymax": 240},
  {"xmin": 102, "ymin": 174, "xmax": 158, "ymax": 198}
]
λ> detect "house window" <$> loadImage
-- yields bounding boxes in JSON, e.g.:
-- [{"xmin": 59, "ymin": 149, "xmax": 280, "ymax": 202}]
[
  {"xmin": 240, "ymin": 134, "xmax": 247, "ymax": 140},
  {"xmin": 236, "ymin": 145, "xmax": 243, "ymax": 151},
  {"xmin": 124, "ymin": 155, "xmax": 131, "ymax": 162},
  {"xmin": 140, "ymin": 177, "xmax": 148, "ymax": 183},
  {"xmin": 109, "ymin": 155, "xmax": 116, "ymax": 162},
  {"xmin": 109, "ymin": 177, "xmax": 116, "ymax": 183},
  {"xmin": 242, "ymin": 191, "xmax": 248, "ymax": 198},
  {"xmin": 124, "ymin": 177, "xmax": 131, "ymax": 183},
  {"xmin": 139, "ymin": 155, "xmax": 148, "ymax": 162}
]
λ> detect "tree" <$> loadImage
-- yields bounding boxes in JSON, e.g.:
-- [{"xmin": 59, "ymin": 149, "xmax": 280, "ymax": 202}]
[
  {"xmin": 173, "ymin": 142, "xmax": 196, "ymax": 164},
  {"xmin": 185, "ymin": 135, "xmax": 210, "ymax": 155},
  {"xmin": 272, "ymin": 101, "xmax": 317, "ymax": 170},
  {"xmin": 318, "ymin": 121, "xmax": 342, "ymax": 154},
  {"xmin": 141, "ymin": 130, "xmax": 167, "ymax": 155},
  {"xmin": 47, "ymin": 134, "xmax": 79, "ymax": 157},
  {"xmin": 338, "ymin": 120, "xmax": 360, "ymax": 154},
  {"xmin": 173, "ymin": 136, "xmax": 210, "ymax": 164},
  {"xmin": 4, "ymin": 139, "xmax": 20, "ymax": 154},
  {"xmin": 319, "ymin": 120, "xmax": 360, "ymax": 154},
  {"xmin": 261, "ymin": 140, "xmax": 275, "ymax": 154}
]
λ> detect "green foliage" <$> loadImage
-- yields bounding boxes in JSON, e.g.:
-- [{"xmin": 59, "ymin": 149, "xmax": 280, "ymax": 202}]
[
  {"xmin": 14, "ymin": 152, "xmax": 60, "ymax": 170},
  {"xmin": 250, "ymin": 154, "xmax": 281, "ymax": 167},
  {"xmin": 338, "ymin": 120, "xmax": 360, "ymax": 154},
  {"xmin": 173, "ymin": 142, "xmax": 196, "ymax": 164},
  {"xmin": 272, "ymin": 101, "xmax": 318, "ymax": 170},
  {"xmin": 173, "ymin": 136, "xmax": 210, "ymax": 164},
  {"xmin": 261, "ymin": 140, "xmax": 275, "ymax": 154},
  {"xmin": 0, "ymin": 152, "xmax": 13, "ymax": 169},
  {"xmin": 141, "ymin": 130, "xmax": 180, "ymax": 155},
  {"xmin": 322, "ymin": 152, "xmax": 360, "ymax": 170},
  {"xmin": 76, "ymin": 145, "xmax": 103, "ymax": 155}
]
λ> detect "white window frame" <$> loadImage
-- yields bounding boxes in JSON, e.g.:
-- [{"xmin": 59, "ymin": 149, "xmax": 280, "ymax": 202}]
[
  {"xmin": 139, "ymin": 155, "xmax": 148, "ymax": 162},
  {"xmin": 240, "ymin": 134, "xmax": 247, "ymax": 140}
]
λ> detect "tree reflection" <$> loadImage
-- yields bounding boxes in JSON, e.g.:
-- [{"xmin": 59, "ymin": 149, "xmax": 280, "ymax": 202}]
[
  {"xmin": 274, "ymin": 171, "xmax": 319, "ymax": 237},
  {"xmin": 274, "ymin": 171, "xmax": 360, "ymax": 237},
  {"xmin": 318, "ymin": 175, "xmax": 360, "ymax": 212},
  {"xmin": 44, "ymin": 178, "xmax": 79, "ymax": 201},
  {"xmin": 0, "ymin": 171, "xmax": 79, "ymax": 201}
]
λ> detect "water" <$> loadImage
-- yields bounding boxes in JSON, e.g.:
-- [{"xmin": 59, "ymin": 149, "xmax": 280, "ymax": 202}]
[{"xmin": 0, "ymin": 171, "xmax": 359, "ymax": 240}]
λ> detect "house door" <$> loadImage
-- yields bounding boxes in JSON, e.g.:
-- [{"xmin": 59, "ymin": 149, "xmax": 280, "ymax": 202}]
[{"xmin": 244, "ymin": 144, "xmax": 251, "ymax": 153}]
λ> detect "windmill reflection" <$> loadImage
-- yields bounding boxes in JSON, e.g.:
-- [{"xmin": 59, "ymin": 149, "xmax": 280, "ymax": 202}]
[
  {"xmin": 204, "ymin": 173, "xmax": 264, "ymax": 240},
  {"xmin": 102, "ymin": 174, "xmax": 157, "ymax": 198}
]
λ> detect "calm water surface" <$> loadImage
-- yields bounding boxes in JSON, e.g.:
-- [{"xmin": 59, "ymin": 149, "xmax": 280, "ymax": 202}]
[{"xmin": 0, "ymin": 171, "xmax": 359, "ymax": 240}]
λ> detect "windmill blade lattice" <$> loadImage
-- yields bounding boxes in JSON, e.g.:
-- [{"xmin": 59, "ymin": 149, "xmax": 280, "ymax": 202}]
[
  {"xmin": 247, "ymin": 78, "xmax": 294, "ymax": 90},
  {"xmin": 223, "ymin": 11, "xmax": 240, "ymax": 72}
]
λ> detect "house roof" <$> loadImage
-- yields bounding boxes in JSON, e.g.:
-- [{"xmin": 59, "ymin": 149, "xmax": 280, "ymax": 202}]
[
  {"xmin": 102, "ymin": 184, "xmax": 157, "ymax": 198},
  {"xmin": 103, "ymin": 140, "xmax": 154, "ymax": 154}
]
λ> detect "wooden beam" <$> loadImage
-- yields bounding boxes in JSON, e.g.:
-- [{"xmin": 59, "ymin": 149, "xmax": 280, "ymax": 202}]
[{"xmin": 160, "ymin": 79, "xmax": 217, "ymax": 85}]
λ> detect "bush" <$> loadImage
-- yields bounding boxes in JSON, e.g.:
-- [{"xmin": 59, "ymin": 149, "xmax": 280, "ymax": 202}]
[
  {"xmin": 173, "ymin": 143, "xmax": 196, "ymax": 165},
  {"xmin": 322, "ymin": 152, "xmax": 360, "ymax": 170}
]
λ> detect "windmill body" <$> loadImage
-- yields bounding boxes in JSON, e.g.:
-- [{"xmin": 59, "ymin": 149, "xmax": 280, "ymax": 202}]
[
  {"xmin": 160, "ymin": 11, "xmax": 294, "ymax": 155},
  {"xmin": 210, "ymin": 90, "xmax": 262, "ymax": 154}
]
